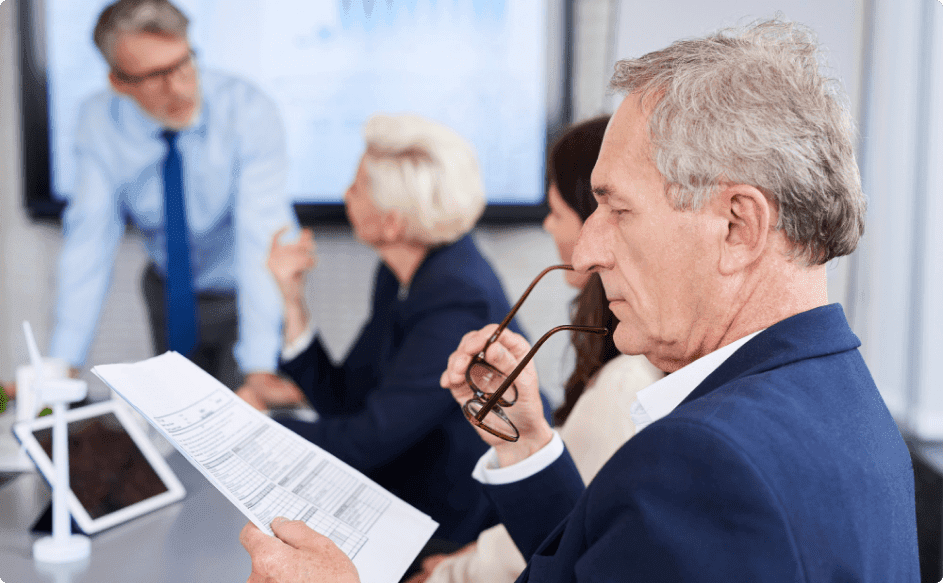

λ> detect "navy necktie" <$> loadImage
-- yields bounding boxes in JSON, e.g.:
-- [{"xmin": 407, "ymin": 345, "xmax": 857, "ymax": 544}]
[{"xmin": 161, "ymin": 130, "xmax": 199, "ymax": 355}]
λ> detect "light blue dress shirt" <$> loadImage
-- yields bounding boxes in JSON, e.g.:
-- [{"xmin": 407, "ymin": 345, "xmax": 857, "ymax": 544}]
[{"xmin": 51, "ymin": 70, "xmax": 295, "ymax": 374}]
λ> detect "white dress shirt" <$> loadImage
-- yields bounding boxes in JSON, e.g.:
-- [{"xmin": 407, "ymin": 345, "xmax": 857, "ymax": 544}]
[{"xmin": 473, "ymin": 331, "xmax": 762, "ymax": 485}]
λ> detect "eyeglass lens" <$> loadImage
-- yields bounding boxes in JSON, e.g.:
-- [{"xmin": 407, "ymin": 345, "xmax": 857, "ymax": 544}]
[
  {"xmin": 465, "ymin": 264, "xmax": 573, "ymax": 406},
  {"xmin": 117, "ymin": 51, "xmax": 195, "ymax": 87},
  {"xmin": 462, "ymin": 265, "xmax": 608, "ymax": 442}
]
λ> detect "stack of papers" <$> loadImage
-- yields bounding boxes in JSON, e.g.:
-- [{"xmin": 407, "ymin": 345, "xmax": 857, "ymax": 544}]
[{"xmin": 93, "ymin": 352, "xmax": 437, "ymax": 583}]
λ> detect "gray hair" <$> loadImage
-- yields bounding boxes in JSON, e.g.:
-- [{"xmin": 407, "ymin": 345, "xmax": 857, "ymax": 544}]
[
  {"xmin": 361, "ymin": 114, "xmax": 486, "ymax": 245},
  {"xmin": 610, "ymin": 18, "xmax": 865, "ymax": 265},
  {"xmin": 94, "ymin": 0, "xmax": 189, "ymax": 68}
]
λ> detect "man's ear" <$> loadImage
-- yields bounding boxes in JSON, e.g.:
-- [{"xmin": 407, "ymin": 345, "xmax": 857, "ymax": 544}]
[
  {"xmin": 715, "ymin": 184, "xmax": 773, "ymax": 275},
  {"xmin": 108, "ymin": 71, "xmax": 132, "ymax": 97}
]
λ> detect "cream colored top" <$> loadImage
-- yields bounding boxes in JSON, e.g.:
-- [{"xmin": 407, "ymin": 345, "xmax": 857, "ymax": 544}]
[{"xmin": 427, "ymin": 353, "xmax": 665, "ymax": 583}]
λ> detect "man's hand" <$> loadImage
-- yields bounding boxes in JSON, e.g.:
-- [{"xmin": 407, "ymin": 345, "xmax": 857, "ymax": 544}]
[
  {"xmin": 440, "ymin": 325, "xmax": 554, "ymax": 467},
  {"xmin": 240, "ymin": 518, "xmax": 359, "ymax": 583},
  {"xmin": 236, "ymin": 372, "xmax": 305, "ymax": 411}
]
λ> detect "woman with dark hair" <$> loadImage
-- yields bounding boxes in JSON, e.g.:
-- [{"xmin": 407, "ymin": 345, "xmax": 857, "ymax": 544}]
[
  {"xmin": 410, "ymin": 116, "xmax": 665, "ymax": 583},
  {"xmin": 546, "ymin": 116, "xmax": 623, "ymax": 429}
]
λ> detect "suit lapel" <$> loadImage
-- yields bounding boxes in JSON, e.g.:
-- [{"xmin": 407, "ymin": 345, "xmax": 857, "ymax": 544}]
[{"xmin": 679, "ymin": 304, "xmax": 860, "ymax": 408}]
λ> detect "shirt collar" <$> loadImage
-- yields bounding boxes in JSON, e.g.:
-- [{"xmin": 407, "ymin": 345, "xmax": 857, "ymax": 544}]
[
  {"xmin": 633, "ymin": 330, "xmax": 763, "ymax": 429},
  {"xmin": 148, "ymin": 103, "xmax": 208, "ymax": 141}
]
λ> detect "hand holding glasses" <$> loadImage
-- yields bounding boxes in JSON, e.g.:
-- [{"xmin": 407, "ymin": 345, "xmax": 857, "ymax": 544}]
[{"xmin": 463, "ymin": 265, "xmax": 607, "ymax": 442}]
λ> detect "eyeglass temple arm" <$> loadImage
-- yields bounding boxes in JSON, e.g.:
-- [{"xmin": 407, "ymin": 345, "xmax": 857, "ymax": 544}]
[
  {"xmin": 485, "ymin": 265, "xmax": 574, "ymax": 347},
  {"xmin": 475, "ymin": 324, "xmax": 607, "ymax": 421}
]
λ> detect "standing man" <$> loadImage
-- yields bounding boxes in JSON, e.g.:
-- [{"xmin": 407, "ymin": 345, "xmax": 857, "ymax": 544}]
[
  {"xmin": 240, "ymin": 19, "xmax": 919, "ymax": 582},
  {"xmin": 51, "ymin": 0, "xmax": 302, "ymax": 398}
]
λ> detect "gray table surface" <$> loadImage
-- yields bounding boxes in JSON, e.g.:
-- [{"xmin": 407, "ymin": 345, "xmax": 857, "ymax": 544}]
[{"xmin": 0, "ymin": 452, "xmax": 252, "ymax": 583}]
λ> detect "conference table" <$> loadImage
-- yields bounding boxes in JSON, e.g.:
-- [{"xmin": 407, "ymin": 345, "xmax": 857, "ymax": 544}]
[{"xmin": 0, "ymin": 451, "xmax": 252, "ymax": 583}]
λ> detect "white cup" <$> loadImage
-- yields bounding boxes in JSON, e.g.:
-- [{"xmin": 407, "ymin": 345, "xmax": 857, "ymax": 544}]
[{"xmin": 15, "ymin": 357, "xmax": 70, "ymax": 423}]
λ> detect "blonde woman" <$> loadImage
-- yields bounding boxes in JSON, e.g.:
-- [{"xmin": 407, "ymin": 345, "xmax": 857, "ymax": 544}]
[{"xmin": 239, "ymin": 114, "xmax": 530, "ymax": 547}]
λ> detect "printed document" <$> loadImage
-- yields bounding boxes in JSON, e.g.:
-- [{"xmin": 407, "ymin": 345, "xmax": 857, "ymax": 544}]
[{"xmin": 93, "ymin": 352, "xmax": 437, "ymax": 583}]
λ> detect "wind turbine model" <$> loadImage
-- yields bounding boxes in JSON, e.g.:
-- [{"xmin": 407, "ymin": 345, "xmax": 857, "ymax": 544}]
[{"xmin": 22, "ymin": 321, "xmax": 91, "ymax": 564}]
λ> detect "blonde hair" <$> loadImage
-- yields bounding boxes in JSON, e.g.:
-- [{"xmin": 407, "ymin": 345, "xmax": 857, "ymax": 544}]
[{"xmin": 361, "ymin": 114, "xmax": 485, "ymax": 245}]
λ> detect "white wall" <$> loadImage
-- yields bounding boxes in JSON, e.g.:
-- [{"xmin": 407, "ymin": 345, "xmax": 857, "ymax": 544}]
[
  {"xmin": 852, "ymin": 0, "xmax": 943, "ymax": 437},
  {"xmin": 1, "ymin": 0, "xmax": 154, "ymax": 399},
  {"xmin": 571, "ymin": 0, "xmax": 621, "ymax": 120},
  {"xmin": 611, "ymin": 1, "xmax": 863, "ymax": 117}
]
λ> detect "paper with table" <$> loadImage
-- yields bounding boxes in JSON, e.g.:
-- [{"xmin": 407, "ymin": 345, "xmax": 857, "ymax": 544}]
[{"xmin": 93, "ymin": 351, "xmax": 437, "ymax": 583}]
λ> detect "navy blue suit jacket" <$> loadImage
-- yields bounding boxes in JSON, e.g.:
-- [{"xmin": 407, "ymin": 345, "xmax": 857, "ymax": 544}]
[
  {"xmin": 277, "ymin": 235, "xmax": 535, "ymax": 544},
  {"xmin": 487, "ymin": 305, "xmax": 919, "ymax": 582}
]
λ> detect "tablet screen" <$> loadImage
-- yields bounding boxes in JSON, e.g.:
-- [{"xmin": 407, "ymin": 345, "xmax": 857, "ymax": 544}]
[{"xmin": 32, "ymin": 412, "xmax": 169, "ymax": 520}]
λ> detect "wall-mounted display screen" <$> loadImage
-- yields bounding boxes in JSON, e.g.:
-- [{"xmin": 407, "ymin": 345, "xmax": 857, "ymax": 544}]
[{"xmin": 24, "ymin": 0, "xmax": 566, "ymax": 221}]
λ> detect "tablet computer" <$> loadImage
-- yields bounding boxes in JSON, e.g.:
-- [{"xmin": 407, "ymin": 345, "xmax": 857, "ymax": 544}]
[{"xmin": 12, "ymin": 400, "xmax": 186, "ymax": 534}]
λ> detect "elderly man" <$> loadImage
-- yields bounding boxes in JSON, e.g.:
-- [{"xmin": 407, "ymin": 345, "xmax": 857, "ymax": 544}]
[
  {"xmin": 49, "ymin": 0, "xmax": 300, "ymax": 399},
  {"xmin": 240, "ymin": 19, "xmax": 919, "ymax": 582}
]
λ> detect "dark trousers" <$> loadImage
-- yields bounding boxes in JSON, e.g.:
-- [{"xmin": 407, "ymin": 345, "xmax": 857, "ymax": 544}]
[{"xmin": 142, "ymin": 263, "xmax": 243, "ymax": 389}]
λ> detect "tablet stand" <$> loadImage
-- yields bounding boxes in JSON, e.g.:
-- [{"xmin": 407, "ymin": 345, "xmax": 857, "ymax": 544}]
[{"xmin": 22, "ymin": 322, "xmax": 92, "ymax": 564}]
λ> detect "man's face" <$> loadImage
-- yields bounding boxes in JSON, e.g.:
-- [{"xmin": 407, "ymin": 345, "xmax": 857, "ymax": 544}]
[
  {"xmin": 572, "ymin": 95, "xmax": 725, "ymax": 372},
  {"xmin": 109, "ymin": 32, "xmax": 201, "ymax": 130}
]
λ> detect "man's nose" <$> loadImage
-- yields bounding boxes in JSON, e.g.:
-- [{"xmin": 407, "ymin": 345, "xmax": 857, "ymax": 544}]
[
  {"xmin": 166, "ymin": 70, "xmax": 193, "ymax": 98},
  {"xmin": 572, "ymin": 209, "xmax": 614, "ymax": 275}
]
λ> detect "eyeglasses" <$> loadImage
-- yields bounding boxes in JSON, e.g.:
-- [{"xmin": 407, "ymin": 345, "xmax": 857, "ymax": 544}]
[
  {"xmin": 112, "ymin": 50, "xmax": 197, "ymax": 91},
  {"xmin": 463, "ymin": 265, "xmax": 607, "ymax": 442}
]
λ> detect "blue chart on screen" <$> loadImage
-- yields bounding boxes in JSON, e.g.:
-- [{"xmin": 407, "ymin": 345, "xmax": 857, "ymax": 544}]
[{"xmin": 46, "ymin": 0, "xmax": 548, "ymax": 205}]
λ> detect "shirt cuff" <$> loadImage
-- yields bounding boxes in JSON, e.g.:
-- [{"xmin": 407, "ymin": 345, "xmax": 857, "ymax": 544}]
[
  {"xmin": 281, "ymin": 322, "xmax": 317, "ymax": 362},
  {"xmin": 471, "ymin": 431, "xmax": 564, "ymax": 485}
]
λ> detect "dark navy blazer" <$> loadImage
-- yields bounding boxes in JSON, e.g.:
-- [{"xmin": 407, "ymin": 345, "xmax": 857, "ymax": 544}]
[
  {"xmin": 277, "ymin": 235, "xmax": 532, "ymax": 545},
  {"xmin": 487, "ymin": 304, "xmax": 919, "ymax": 582}
]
